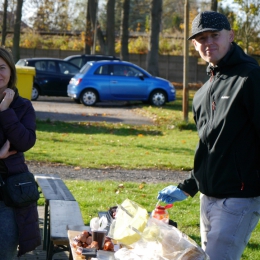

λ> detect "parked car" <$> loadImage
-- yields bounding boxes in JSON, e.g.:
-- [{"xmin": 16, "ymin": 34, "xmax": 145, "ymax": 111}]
[
  {"xmin": 64, "ymin": 54, "xmax": 121, "ymax": 69},
  {"xmin": 16, "ymin": 58, "xmax": 80, "ymax": 100},
  {"xmin": 67, "ymin": 60, "xmax": 176, "ymax": 106}
]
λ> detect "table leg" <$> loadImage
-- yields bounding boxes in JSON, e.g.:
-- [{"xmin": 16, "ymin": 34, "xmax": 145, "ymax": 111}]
[
  {"xmin": 43, "ymin": 201, "xmax": 49, "ymax": 250},
  {"xmin": 69, "ymin": 247, "xmax": 73, "ymax": 260}
]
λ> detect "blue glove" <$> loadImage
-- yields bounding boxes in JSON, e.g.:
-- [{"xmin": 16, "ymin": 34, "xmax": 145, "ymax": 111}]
[{"xmin": 157, "ymin": 185, "xmax": 188, "ymax": 204}]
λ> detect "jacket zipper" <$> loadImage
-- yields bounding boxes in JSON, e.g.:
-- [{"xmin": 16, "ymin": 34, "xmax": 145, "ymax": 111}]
[
  {"xmin": 211, "ymin": 99, "xmax": 216, "ymax": 128},
  {"xmin": 202, "ymin": 70, "xmax": 215, "ymax": 194},
  {"xmin": 15, "ymin": 181, "xmax": 32, "ymax": 186}
]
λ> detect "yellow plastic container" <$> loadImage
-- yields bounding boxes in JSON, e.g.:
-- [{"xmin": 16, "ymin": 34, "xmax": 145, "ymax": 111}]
[{"xmin": 15, "ymin": 65, "xmax": 35, "ymax": 100}]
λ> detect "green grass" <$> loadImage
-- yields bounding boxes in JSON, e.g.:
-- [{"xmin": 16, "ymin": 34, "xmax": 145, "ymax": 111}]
[
  {"xmin": 32, "ymin": 90, "xmax": 260, "ymax": 259},
  {"xmin": 26, "ymin": 90, "xmax": 198, "ymax": 170}
]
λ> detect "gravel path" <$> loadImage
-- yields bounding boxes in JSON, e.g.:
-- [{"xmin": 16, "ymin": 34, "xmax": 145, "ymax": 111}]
[{"xmin": 27, "ymin": 161, "xmax": 190, "ymax": 184}]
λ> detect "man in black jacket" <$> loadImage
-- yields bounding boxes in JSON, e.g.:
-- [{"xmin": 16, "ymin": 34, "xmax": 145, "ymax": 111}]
[{"xmin": 158, "ymin": 11, "xmax": 260, "ymax": 260}]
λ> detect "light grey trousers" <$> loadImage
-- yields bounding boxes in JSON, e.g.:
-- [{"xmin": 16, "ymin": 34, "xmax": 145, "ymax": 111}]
[
  {"xmin": 0, "ymin": 201, "xmax": 19, "ymax": 259},
  {"xmin": 200, "ymin": 194, "xmax": 260, "ymax": 260}
]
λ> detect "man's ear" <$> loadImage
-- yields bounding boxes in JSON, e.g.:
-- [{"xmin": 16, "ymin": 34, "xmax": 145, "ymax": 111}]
[
  {"xmin": 229, "ymin": 30, "xmax": 235, "ymax": 42},
  {"xmin": 192, "ymin": 39, "xmax": 199, "ymax": 51}
]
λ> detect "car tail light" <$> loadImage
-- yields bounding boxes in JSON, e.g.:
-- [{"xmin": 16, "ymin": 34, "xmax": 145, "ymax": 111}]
[
  {"xmin": 70, "ymin": 78, "xmax": 82, "ymax": 85},
  {"xmin": 75, "ymin": 78, "xmax": 82, "ymax": 85}
]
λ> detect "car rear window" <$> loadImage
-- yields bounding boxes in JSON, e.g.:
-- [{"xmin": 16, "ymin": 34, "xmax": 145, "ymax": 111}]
[
  {"xmin": 67, "ymin": 57, "xmax": 83, "ymax": 68},
  {"xmin": 94, "ymin": 65, "xmax": 109, "ymax": 75},
  {"xmin": 58, "ymin": 61, "xmax": 79, "ymax": 74},
  {"xmin": 16, "ymin": 59, "xmax": 27, "ymax": 66},
  {"xmin": 80, "ymin": 63, "xmax": 92, "ymax": 74}
]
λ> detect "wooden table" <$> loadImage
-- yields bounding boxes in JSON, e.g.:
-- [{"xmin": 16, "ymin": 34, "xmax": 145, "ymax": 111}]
[
  {"xmin": 67, "ymin": 225, "xmax": 116, "ymax": 260},
  {"xmin": 67, "ymin": 226, "xmax": 92, "ymax": 260}
]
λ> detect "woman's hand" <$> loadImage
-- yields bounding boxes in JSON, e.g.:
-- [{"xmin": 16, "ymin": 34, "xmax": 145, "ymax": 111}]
[
  {"xmin": 0, "ymin": 89, "xmax": 15, "ymax": 111},
  {"xmin": 0, "ymin": 140, "xmax": 17, "ymax": 159}
]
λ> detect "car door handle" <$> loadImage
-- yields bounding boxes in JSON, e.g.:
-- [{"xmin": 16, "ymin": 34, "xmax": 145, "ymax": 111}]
[{"xmin": 111, "ymin": 81, "xmax": 118, "ymax": 84}]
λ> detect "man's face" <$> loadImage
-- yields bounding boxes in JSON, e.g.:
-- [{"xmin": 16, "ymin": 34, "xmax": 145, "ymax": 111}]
[{"xmin": 192, "ymin": 29, "xmax": 234, "ymax": 66}]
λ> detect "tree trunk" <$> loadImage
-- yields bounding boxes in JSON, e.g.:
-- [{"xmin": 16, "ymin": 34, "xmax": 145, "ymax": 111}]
[
  {"xmin": 211, "ymin": 0, "xmax": 218, "ymax": 11},
  {"xmin": 120, "ymin": 0, "xmax": 130, "ymax": 61},
  {"xmin": 106, "ymin": 0, "xmax": 115, "ymax": 55},
  {"xmin": 146, "ymin": 0, "xmax": 162, "ymax": 76},
  {"xmin": 85, "ymin": 0, "xmax": 92, "ymax": 54},
  {"xmin": 1, "ymin": 0, "xmax": 8, "ymax": 46},
  {"xmin": 12, "ymin": 0, "xmax": 23, "ymax": 63},
  {"xmin": 89, "ymin": 0, "xmax": 106, "ymax": 54}
]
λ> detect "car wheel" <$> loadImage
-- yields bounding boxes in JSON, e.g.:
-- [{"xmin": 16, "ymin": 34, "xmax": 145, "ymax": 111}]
[
  {"xmin": 31, "ymin": 85, "xmax": 39, "ymax": 101},
  {"xmin": 80, "ymin": 89, "xmax": 98, "ymax": 106},
  {"xmin": 73, "ymin": 98, "xmax": 81, "ymax": 104},
  {"xmin": 149, "ymin": 90, "xmax": 166, "ymax": 106}
]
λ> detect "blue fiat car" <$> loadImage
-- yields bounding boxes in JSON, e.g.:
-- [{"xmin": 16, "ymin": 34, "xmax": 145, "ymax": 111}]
[{"xmin": 67, "ymin": 60, "xmax": 176, "ymax": 106}]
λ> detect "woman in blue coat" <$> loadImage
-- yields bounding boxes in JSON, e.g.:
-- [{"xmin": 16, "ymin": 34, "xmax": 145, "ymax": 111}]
[{"xmin": 0, "ymin": 47, "xmax": 41, "ymax": 259}]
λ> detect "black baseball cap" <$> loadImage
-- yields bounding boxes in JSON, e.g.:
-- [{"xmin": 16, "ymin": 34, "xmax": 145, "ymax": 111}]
[{"xmin": 188, "ymin": 11, "xmax": 231, "ymax": 40}]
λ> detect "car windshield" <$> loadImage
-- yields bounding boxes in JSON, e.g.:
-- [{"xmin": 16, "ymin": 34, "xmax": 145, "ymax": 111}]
[
  {"xmin": 16, "ymin": 59, "xmax": 26, "ymax": 66},
  {"xmin": 80, "ymin": 63, "xmax": 92, "ymax": 74}
]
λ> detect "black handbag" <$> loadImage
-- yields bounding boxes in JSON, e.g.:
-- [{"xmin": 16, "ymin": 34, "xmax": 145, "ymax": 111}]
[{"xmin": 0, "ymin": 171, "xmax": 40, "ymax": 208}]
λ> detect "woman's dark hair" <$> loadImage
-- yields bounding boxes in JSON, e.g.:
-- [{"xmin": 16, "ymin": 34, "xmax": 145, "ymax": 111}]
[{"xmin": 0, "ymin": 47, "xmax": 17, "ymax": 90}]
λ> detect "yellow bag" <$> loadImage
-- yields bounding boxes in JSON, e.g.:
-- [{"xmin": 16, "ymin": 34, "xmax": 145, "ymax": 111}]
[{"xmin": 108, "ymin": 199, "xmax": 149, "ymax": 245}]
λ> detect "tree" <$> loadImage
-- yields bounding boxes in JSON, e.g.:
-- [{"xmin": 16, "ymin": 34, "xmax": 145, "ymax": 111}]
[
  {"xmin": 1, "ymin": 0, "xmax": 8, "ymax": 46},
  {"xmin": 232, "ymin": 0, "xmax": 260, "ymax": 54},
  {"xmin": 120, "ymin": 0, "xmax": 130, "ymax": 61},
  {"xmin": 88, "ymin": 0, "xmax": 106, "ymax": 53},
  {"xmin": 12, "ymin": 0, "xmax": 23, "ymax": 62},
  {"xmin": 211, "ymin": 0, "xmax": 218, "ymax": 11},
  {"xmin": 53, "ymin": 0, "xmax": 69, "ymax": 31},
  {"xmin": 30, "ymin": 0, "xmax": 54, "ymax": 31},
  {"xmin": 29, "ymin": 0, "xmax": 69, "ymax": 31},
  {"xmin": 106, "ymin": 0, "xmax": 115, "ymax": 55},
  {"xmin": 146, "ymin": 0, "xmax": 162, "ymax": 76},
  {"xmin": 68, "ymin": 0, "xmax": 87, "ymax": 31},
  {"xmin": 85, "ymin": 0, "xmax": 92, "ymax": 54}
]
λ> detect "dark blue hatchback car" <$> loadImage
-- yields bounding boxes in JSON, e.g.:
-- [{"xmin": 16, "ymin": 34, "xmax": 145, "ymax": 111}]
[
  {"xmin": 67, "ymin": 60, "xmax": 176, "ymax": 106},
  {"xmin": 16, "ymin": 58, "xmax": 80, "ymax": 100}
]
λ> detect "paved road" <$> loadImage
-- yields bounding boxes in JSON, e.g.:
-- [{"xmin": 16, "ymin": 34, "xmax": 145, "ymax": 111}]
[{"xmin": 32, "ymin": 96, "xmax": 153, "ymax": 125}]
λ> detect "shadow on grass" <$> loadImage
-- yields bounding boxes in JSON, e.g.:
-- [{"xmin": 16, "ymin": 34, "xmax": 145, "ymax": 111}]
[
  {"xmin": 246, "ymin": 242, "xmax": 260, "ymax": 250},
  {"xmin": 36, "ymin": 119, "xmax": 164, "ymax": 136},
  {"xmin": 188, "ymin": 234, "xmax": 202, "ymax": 245}
]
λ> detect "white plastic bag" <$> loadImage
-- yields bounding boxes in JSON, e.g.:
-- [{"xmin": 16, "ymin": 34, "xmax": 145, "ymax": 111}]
[
  {"xmin": 142, "ymin": 218, "xmax": 209, "ymax": 260},
  {"xmin": 108, "ymin": 199, "xmax": 149, "ymax": 245},
  {"xmin": 114, "ymin": 217, "xmax": 209, "ymax": 260}
]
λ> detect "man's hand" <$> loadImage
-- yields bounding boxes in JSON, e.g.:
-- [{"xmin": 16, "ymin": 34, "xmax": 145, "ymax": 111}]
[
  {"xmin": 0, "ymin": 140, "xmax": 17, "ymax": 159},
  {"xmin": 157, "ymin": 185, "xmax": 189, "ymax": 204}
]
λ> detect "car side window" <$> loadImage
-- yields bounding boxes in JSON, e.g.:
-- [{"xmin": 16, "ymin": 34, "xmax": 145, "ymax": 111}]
[
  {"xmin": 35, "ymin": 61, "xmax": 47, "ymax": 71},
  {"xmin": 58, "ymin": 62, "xmax": 79, "ymax": 74},
  {"xmin": 112, "ymin": 65, "xmax": 127, "ymax": 76},
  {"xmin": 125, "ymin": 66, "xmax": 141, "ymax": 77},
  {"xmin": 47, "ymin": 61, "xmax": 56, "ymax": 72},
  {"xmin": 94, "ymin": 65, "xmax": 109, "ymax": 75}
]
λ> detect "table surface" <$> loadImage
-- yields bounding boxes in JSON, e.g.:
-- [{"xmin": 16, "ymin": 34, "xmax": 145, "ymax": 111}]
[
  {"xmin": 35, "ymin": 173, "xmax": 75, "ymax": 201},
  {"xmin": 68, "ymin": 226, "xmax": 91, "ymax": 260},
  {"xmin": 67, "ymin": 226, "xmax": 116, "ymax": 260}
]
